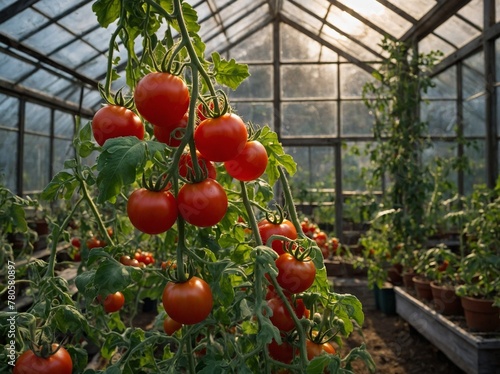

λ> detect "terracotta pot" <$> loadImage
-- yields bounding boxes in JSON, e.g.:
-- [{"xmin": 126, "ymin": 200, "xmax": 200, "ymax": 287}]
[
  {"xmin": 460, "ymin": 296, "xmax": 500, "ymax": 332},
  {"xmin": 412, "ymin": 276, "xmax": 433, "ymax": 301},
  {"xmin": 387, "ymin": 267, "xmax": 403, "ymax": 285},
  {"xmin": 402, "ymin": 271, "xmax": 416, "ymax": 289},
  {"xmin": 430, "ymin": 281, "xmax": 463, "ymax": 315}
]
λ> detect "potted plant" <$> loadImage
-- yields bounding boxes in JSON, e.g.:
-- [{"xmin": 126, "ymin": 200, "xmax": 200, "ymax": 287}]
[
  {"xmin": 455, "ymin": 182, "xmax": 500, "ymax": 331},
  {"xmin": 414, "ymin": 244, "xmax": 462, "ymax": 315}
]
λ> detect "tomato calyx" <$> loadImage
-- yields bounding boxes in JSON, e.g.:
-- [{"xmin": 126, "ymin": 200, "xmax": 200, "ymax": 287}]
[
  {"xmin": 98, "ymin": 84, "xmax": 135, "ymax": 110},
  {"xmin": 264, "ymin": 205, "xmax": 286, "ymax": 226},
  {"xmin": 197, "ymin": 90, "xmax": 229, "ymax": 119},
  {"xmin": 141, "ymin": 169, "xmax": 171, "ymax": 192}
]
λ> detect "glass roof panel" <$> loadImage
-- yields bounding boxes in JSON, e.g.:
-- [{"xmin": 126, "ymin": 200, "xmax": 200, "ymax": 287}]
[
  {"xmin": 337, "ymin": 0, "xmax": 412, "ymax": 38},
  {"xmin": 32, "ymin": 0, "xmax": 82, "ymax": 17},
  {"xmin": 387, "ymin": 0, "xmax": 436, "ymax": 20},
  {"xmin": 418, "ymin": 33, "xmax": 456, "ymax": 58},
  {"xmin": 281, "ymin": 23, "xmax": 338, "ymax": 62},
  {"xmin": 0, "ymin": 0, "xmax": 17, "ymax": 11},
  {"xmin": 433, "ymin": 15, "xmax": 481, "ymax": 49},
  {"xmin": 229, "ymin": 23, "xmax": 272, "ymax": 62},
  {"xmin": 57, "ymin": 4, "xmax": 101, "ymax": 35},
  {"xmin": 1, "ymin": 8, "xmax": 48, "ymax": 39},
  {"xmin": 282, "ymin": 1, "xmax": 324, "ymax": 32},
  {"xmin": 457, "ymin": 0, "xmax": 483, "ymax": 29},
  {"xmin": 0, "ymin": 53, "xmax": 34, "ymax": 82},
  {"xmin": 23, "ymin": 24, "xmax": 75, "ymax": 55},
  {"xmin": 51, "ymin": 39, "xmax": 99, "ymax": 69}
]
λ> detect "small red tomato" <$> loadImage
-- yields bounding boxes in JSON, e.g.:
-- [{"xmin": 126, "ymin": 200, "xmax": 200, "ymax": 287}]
[
  {"xmin": 258, "ymin": 219, "xmax": 298, "ymax": 255},
  {"xmin": 163, "ymin": 316, "xmax": 183, "ymax": 335},
  {"xmin": 102, "ymin": 291, "xmax": 125, "ymax": 313},
  {"xmin": 178, "ymin": 151, "xmax": 217, "ymax": 180},
  {"xmin": 70, "ymin": 237, "xmax": 81, "ymax": 248}
]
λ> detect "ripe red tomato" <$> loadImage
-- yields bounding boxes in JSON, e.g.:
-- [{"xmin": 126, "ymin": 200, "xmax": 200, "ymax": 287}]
[
  {"xmin": 153, "ymin": 113, "xmax": 188, "ymax": 147},
  {"xmin": 267, "ymin": 297, "xmax": 295, "ymax": 331},
  {"xmin": 162, "ymin": 276, "xmax": 213, "ymax": 325},
  {"xmin": 305, "ymin": 339, "xmax": 335, "ymax": 360},
  {"xmin": 178, "ymin": 151, "xmax": 217, "ymax": 180},
  {"xmin": 313, "ymin": 231, "xmax": 328, "ymax": 246},
  {"xmin": 13, "ymin": 344, "xmax": 72, "ymax": 374},
  {"xmin": 438, "ymin": 260, "xmax": 449, "ymax": 272},
  {"xmin": 134, "ymin": 72, "xmax": 189, "ymax": 128},
  {"xmin": 86, "ymin": 236, "xmax": 104, "ymax": 249},
  {"xmin": 102, "ymin": 291, "xmax": 125, "ymax": 313},
  {"xmin": 268, "ymin": 338, "xmax": 295, "ymax": 364},
  {"xmin": 177, "ymin": 178, "xmax": 228, "ymax": 227},
  {"xmin": 127, "ymin": 188, "xmax": 178, "ymax": 235},
  {"xmin": 224, "ymin": 140, "xmax": 268, "ymax": 181},
  {"xmin": 91, "ymin": 105, "xmax": 144, "ymax": 146},
  {"xmin": 70, "ymin": 237, "xmax": 81, "ymax": 248},
  {"xmin": 194, "ymin": 113, "xmax": 248, "ymax": 162},
  {"xmin": 258, "ymin": 219, "xmax": 298, "ymax": 255},
  {"xmin": 163, "ymin": 316, "xmax": 183, "ymax": 335},
  {"xmin": 276, "ymin": 253, "xmax": 316, "ymax": 294}
]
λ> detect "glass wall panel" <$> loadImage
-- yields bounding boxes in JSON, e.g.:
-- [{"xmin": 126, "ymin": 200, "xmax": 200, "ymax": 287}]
[
  {"xmin": 463, "ymin": 96, "xmax": 486, "ymax": 137},
  {"xmin": 341, "ymin": 102, "xmax": 373, "ymax": 136},
  {"xmin": 342, "ymin": 142, "xmax": 376, "ymax": 191},
  {"xmin": 228, "ymin": 65, "xmax": 273, "ymax": 99},
  {"xmin": 231, "ymin": 103, "xmax": 275, "ymax": 130},
  {"xmin": 464, "ymin": 140, "xmax": 486, "ymax": 194},
  {"xmin": 281, "ymin": 65, "xmax": 337, "ymax": 99},
  {"xmin": 421, "ymin": 100, "xmax": 457, "ymax": 136},
  {"xmin": 285, "ymin": 146, "xmax": 335, "ymax": 203},
  {"xmin": 340, "ymin": 64, "xmax": 373, "ymax": 98},
  {"xmin": 23, "ymin": 135, "xmax": 50, "ymax": 193},
  {"xmin": 463, "ymin": 51, "xmax": 485, "ymax": 99},
  {"xmin": 0, "ymin": 94, "xmax": 19, "ymax": 129},
  {"xmin": 53, "ymin": 139, "xmax": 73, "ymax": 176},
  {"xmin": 0, "ymin": 130, "xmax": 18, "ymax": 192},
  {"xmin": 281, "ymin": 102, "xmax": 336, "ymax": 136},
  {"xmin": 25, "ymin": 103, "xmax": 51, "ymax": 134},
  {"xmin": 54, "ymin": 111, "xmax": 74, "ymax": 138}
]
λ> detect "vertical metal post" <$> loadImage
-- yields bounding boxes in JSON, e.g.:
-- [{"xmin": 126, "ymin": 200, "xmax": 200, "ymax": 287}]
[{"xmin": 484, "ymin": 0, "xmax": 498, "ymax": 188}]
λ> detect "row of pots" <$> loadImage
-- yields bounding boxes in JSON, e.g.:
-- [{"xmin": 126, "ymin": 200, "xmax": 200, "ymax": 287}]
[{"xmin": 404, "ymin": 274, "xmax": 499, "ymax": 332}]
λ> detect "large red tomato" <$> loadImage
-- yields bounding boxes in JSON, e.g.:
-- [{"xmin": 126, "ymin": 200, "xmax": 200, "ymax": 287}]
[
  {"xmin": 194, "ymin": 113, "xmax": 248, "ymax": 162},
  {"xmin": 224, "ymin": 140, "xmax": 268, "ymax": 181},
  {"xmin": 275, "ymin": 253, "xmax": 316, "ymax": 294},
  {"xmin": 92, "ymin": 105, "xmax": 144, "ymax": 146},
  {"xmin": 177, "ymin": 178, "xmax": 228, "ymax": 227},
  {"xmin": 162, "ymin": 276, "xmax": 213, "ymax": 325},
  {"xmin": 153, "ymin": 113, "xmax": 188, "ymax": 147},
  {"xmin": 127, "ymin": 188, "xmax": 178, "ymax": 234},
  {"xmin": 134, "ymin": 72, "xmax": 189, "ymax": 128},
  {"xmin": 258, "ymin": 219, "xmax": 298, "ymax": 255},
  {"xmin": 178, "ymin": 151, "xmax": 217, "ymax": 180},
  {"xmin": 13, "ymin": 344, "xmax": 72, "ymax": 374}
]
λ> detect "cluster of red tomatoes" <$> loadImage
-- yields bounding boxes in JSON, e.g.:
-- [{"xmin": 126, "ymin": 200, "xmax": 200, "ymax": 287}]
[
  {"xmin": 119, "ymin": 249, "xmax": 155, "ymax": 268},
  {"xmin": 92, "ymin": 72, "xmax": 269, "ymax": 235},
  {"xmin": 69, "ymin": 235, "xmax": 108, "ymax": 262},
  {"xmin": 300, "ymin": 218, "xmax": 340, "ymax": 258}
]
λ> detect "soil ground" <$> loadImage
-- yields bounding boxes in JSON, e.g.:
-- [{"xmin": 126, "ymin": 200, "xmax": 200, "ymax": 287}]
[{"xmin": 342, "ymin": 306, "xmax": 465, "ymax": 374}]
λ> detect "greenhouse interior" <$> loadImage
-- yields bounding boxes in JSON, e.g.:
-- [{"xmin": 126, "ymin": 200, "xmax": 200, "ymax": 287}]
[{"xmin": 1, "ymin": 0, "xmax": 499, "ymax": 373}]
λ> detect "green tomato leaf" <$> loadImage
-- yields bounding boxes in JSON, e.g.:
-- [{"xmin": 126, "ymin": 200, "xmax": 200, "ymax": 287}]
[
  {"xmin": 211, "ymin": 52, "xmax": 250, "ymax": 90},
  {"xmin": 96, "ymin": 137, "xmax": 165, "ymax": 203},
  {"xmin": 41, "ymin": 171, "xmax": 77, "ymax": 201},
  {"xmin": 92, "ymin": 0, "xmax": 121, "ymax": 28},
  {"xmin": 95, "ymin": 260, "xmax": 132, "ymax": 296}
]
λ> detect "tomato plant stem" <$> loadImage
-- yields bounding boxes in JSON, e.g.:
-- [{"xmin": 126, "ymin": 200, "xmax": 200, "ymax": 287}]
[
  {"xmin": 44, "ymin": 196, "xmax": 84, "ymax": 278},
  {"xmin": 239, "ymin": 181, "xmax": 263, "ymax": 246},
  {"xmin": 278, "ymin": 167, "xmax": 305, "ymax": 238}
]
